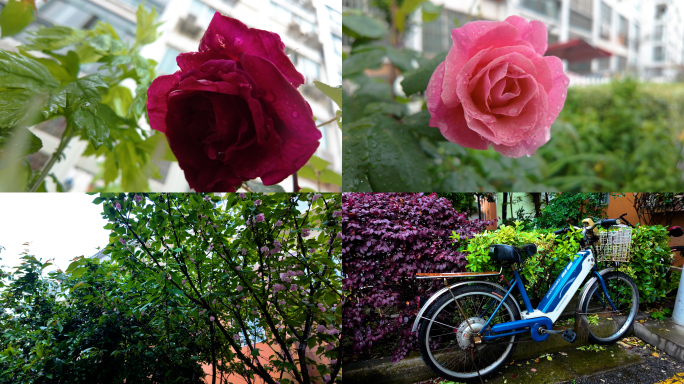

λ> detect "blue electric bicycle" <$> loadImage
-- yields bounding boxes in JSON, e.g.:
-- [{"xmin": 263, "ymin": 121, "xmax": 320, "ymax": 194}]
[{"xmin": 413, "ymin": 218, "xmax": 639, "ymax": 382}]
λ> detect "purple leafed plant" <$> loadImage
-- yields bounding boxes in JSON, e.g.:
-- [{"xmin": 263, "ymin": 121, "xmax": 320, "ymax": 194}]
[{"xmin": 342, "ymin": 193, "xmax": 495, "ymax": 362}]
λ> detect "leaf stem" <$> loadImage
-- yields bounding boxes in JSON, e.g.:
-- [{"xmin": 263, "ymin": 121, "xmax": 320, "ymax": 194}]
[
  {"xmin": 28, "ymin": 125, "xmax": 75, "ymax": 192},
  {"xmin": 316, "ymin": 116, "xmax": 339, "ymax": 128}
]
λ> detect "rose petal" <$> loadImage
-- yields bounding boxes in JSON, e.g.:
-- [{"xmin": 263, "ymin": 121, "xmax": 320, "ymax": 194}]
[
  {"xmin": 176, "ymin": 51, "xmax": 227, "ymax": 72},
  {"xmin": 505, "ymin": 15, "xmax": 548, "ymax": 56},
  {"xmin": 147, "ymin": 73, "xmax": 181, "ymax": 134},
  {"xmin": 427, "ymin": 62, "xmax": 490, "ymax": 150},
  {"xmin": 442, "ymin": 21, "xmax": 518, "ymax": 107},
  {"xmin": 239, "ymin": 52, "xmax": 321, "ymax": 185},
  {"xmin": 544, "ymin": 55, "xmax": 570, "ymax": 127},
  {"xmin": 199, "ymin": 12, "xmax": 305, "ymax": 87}
]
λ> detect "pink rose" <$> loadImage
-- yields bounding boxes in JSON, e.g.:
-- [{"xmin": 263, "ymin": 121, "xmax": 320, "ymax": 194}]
[
  {"xmin": 426, "ymin": 16, "xmax": 569, "ymax": 157},
  {"xmin": 147, "ymin": 13, "xmax": 321, "ymax": 191}
]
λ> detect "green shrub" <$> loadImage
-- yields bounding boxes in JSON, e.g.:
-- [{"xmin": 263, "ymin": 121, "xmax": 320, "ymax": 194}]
[{"xmin": 465, "ymin": 223, "xmax": 677, "ymax": 306}]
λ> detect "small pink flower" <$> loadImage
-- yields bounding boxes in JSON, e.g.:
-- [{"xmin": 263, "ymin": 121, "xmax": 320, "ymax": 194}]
[
  {"xmin": 323, "ymin": 374, "xmax": 330, "ymax": 383},
  {"xmin": 275, "ymin": 220, "xmax": 282, "ymax": 226},
  {"xmin": 236, "ymin": 265, "xmax": 242, "ymax": 271},
  {"xmin": 209, "ymin": 316, "xmax": 215, "ymax": 322},
  {"xmin": 301, "ymin": 228, "xmax": 310, "ymax": 237},
  {"xmin": 324, "ymin": 343, "xmax": 335, "ymax": 351},
  {"xmin": 260, "ymin": 246, "xmax": 269, "ymax": 253},
  {"xmin": 134, "ymin": 194, "xmax": 143, "ymax": 202},
  {"xmin": 189, "ymin": 257, "xmax": 195, "ymax": 263},
  {"xmin": 316, "ymin": 324, "xmax": 326, "ymax": 333},
  {"xmin": 252, "ymin": 310, "xmax": 258, "ymax": 315},
  {"xmin": 312, "ymin": 193, "xmax": 322, "ymax": 201},
  {"xmin": 119, "ymin": 238, "xmax": 126, "ymax": 245},
  {"xmin": 233, "ymin": 333, "xmax": 240, "ymax": 341},
  {"xmin": 236, "ymin": 285, "xmax": 243, "ymax": 292},
  {"xmin": 182, "ymin": 279, "xmax": 187, "ymax": 285},
  {"xmin": 204, "ymin": 195, "xmax": 211, "ymax": 202},
  {"xmin": 254, "ymin": 199, "xmax": 261, "ymax": 206},
  {"xmin": 331, "ymin": 359, "xmax": 337, "ymax": 365},
  {"xmin": 208, "ymin": 243, "xmax": 214, "ymax": 250},
  {"xmin": 212, "ymin": 299, "xmax": 216, "ymax": 305},
  {"xmin": 333, "ymin": 210, "xmax": 342, "ymax": 218},
  {"xmin": 290, "ymin": 284, "xmax": 298, "ymax": 292},
  {"xmin": 241, "ymin": 249, "xmax": 247, "ymax": 255},
  {"xmin": 239, "ymin": 192, "xmax": 246, "ymax": 199},
  {"xmin": 256, "ymin": 213, "xmax": 265, "ymax": 222},
  {"xmin": 115, "ymin": 202, "xmax": 121, "ymax": 211},
  {"xmin": 273, "ymin": 284, "xmax": 285, "ymax": 293},
  {"xmin": 336, "ymin": 232, "xmax": 342, "ymax": 239}
]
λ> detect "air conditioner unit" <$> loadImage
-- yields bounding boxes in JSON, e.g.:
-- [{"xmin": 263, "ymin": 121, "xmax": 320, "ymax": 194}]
[{"xmin": 177, "ymin": 14, "xmax": 203, "ymax": 39}]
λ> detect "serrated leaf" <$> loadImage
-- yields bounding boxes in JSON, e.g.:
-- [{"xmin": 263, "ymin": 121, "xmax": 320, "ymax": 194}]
[
  {"xmin": 0, "ymin": 50, "xmax": 59, "ymax": 90},
  {"xmin": 24, "ymin": 26, "xmax": 87, "ymax": 51},
  {"xmin": 342, "ymin": 119, "xmax": 373, "ymax": 192},
  {"xmin": 72, "ymin": 106, "xmax": 109, "ymax": 149},
  {"xmin": 0, "ymin": 88, "xmax": 39, "ymax": 127},
  {"xmin": 313, "ymin": 81, "xmax": 342, "ymax": 109},
  {"xmin": 64, "ymin": 74, "xmax": 108, "ymax": 109},
  {"xmin": 245, "ymin": 180, "xmax": 286, "ymax": 192},
  {"xmin": 0, "ymin": 126, "xmax": 42, "ymax": 160},
  {"xmin": 0, "ymin": 0, "xmax": 35, "ymax": 38},
  {"xmin": 342, "ymin": 14, "xmax": 387, "ymax": 39},
  {"xmin": 400, "ymin": 51, "xmax": 447, "ymax": 96},
  {"xmin": 135, "ymin": 5, "xmax": 161, "ymax": 47}
]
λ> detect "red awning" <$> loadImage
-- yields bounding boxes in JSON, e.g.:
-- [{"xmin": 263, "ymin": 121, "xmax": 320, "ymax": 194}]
[{"xmin": 545, "ymin": 39, "xmax": 612, "ymax": 62}]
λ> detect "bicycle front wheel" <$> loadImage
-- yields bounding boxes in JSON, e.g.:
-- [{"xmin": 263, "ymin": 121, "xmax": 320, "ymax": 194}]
[
  {"xmin": 578, "ymin": 271, "xmax": 639, "ymax": 344},
  {"xmin": 417, "ymin": 284, "xmax": 520, "ymax": 381}
]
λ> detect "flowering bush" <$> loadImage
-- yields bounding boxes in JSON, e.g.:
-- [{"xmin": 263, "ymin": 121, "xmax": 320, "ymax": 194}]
[{"xmin": 342, "ymin": 193, "xmax": 494, "ymax": 362}]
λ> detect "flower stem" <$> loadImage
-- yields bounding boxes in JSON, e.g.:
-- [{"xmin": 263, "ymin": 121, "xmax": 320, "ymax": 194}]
[
  {"xmin": 316, "ymin": 116, "xmax": 339, "ymax": 128},
  {"xmin": 292, "ymin": 172, "xmax": 299, "ymax": 192},
  {"xmin": 28, "ymin": 125, "xmax": 75, "ymax": 192}
]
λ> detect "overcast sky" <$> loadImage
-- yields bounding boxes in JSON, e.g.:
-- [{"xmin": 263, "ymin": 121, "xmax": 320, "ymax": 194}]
[{"xmin": 0, "ymin": 194, "xmax": 110, "ymax": 273}]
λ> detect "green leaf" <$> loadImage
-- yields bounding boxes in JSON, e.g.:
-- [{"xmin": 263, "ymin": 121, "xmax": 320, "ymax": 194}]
[
  {"xmin": 422, "ymin": 1, "xmax": 444, "ymax": 23},
  {"xmin": 24, "ymin": 26, "xmax": 87, "ymax": 51},
  {"xmin": 137, "ymin": 132, "xmax": 177, "ymax": 162},
  {"xmin": 101, "ymin": 85, "xmax": 133, "ymax": 117},
  {"xmin": 0, "ymin": 88, "xmax": 40, "ymax": 127},
  {"xmin": 308, "ymin": 155, "xmax": 331, "ymax": 171},
  {"xmin": 297, "ymin": 165, "xmax": 317, "ymax": 181},
  {"xmin": 313, "ymin": 81, "xmax": 342, "ymax": 109},
  {"xmin": 319, "ymin": 169, "xmax": 342, "ymax": 186},
  {"xmin": 64, "ymin": 74, "xmax": 108, "ymax": 109},
  {"xmin": 400, "ymin": 51, "xmax": 447, "ymax": 96},
  {"xmin": 0, "ymin": 126, "xmax": 42, "ymax": 160},
  {"xmin": 70, "ymin": 266, "xmax": 88, "ymax": 278},
  {"xmin": 0, "ymin": 0, "xmax": 35, "ymax": 38},
  {"xmin": 245, "ymin": 180, "xmax": 286, "ymax": 193},
  {"xmin": 342, "ymin": 48, "xmax": 385, "ymax": 77},
  {"xmin": 135, "ymin": 5, "xmax": 160, "ymax": 47},
  {"xmin": 343, "ymin": 114, "xmax": 431, "ymax": 191},
  {"xmin": 72, "ymin": 106, "xmax": 109, "ymax": 149},
  {"xmin": 168, "ymin": 289, "xmax": 184, "ymax": 297},
  {"xmin": 342, "ymin": 14, "xmax": 387, "ymax": 39},
  {"xmin": 0, "ymin": 50, "xmax": 60, "ymax": 90},
  {"xmin": 396, "ymin": 0, "xmax": 427, "ymax": 32},
  {"xmin": 385, "ymin": 46, "xmax": 414, "ymax": 73}
]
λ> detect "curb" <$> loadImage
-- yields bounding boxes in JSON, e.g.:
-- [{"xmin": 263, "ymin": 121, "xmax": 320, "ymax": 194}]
[
  {"xmin": 345, "ymin": 312, "xmax": 649, "ymax": 384},
  {"xmin": 635, "ymin": 318, "xmax": 684, "ymax": 362}
]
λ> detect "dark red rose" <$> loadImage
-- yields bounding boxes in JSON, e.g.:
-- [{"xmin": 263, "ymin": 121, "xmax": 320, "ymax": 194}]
[{"xmin": 147, "ymin": 12, "xmax": 321, "ymax": 192}]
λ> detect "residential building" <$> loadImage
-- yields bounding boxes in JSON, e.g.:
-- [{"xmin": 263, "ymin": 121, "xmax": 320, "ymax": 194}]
[{"xmin": 0, "ymin": 0, "xmax": 341, "ymax": 191}]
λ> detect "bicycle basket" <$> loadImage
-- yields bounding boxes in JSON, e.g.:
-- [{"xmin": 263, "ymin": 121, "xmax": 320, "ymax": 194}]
[{"xmin": 597, "ymin": 225, "xmax": 632, "ymax": 262}]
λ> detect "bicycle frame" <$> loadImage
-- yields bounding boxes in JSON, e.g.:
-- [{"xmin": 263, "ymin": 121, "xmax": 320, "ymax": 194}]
[{"xmin": 448, "ymin": 248, "xmax": 619, "ymax": 343}]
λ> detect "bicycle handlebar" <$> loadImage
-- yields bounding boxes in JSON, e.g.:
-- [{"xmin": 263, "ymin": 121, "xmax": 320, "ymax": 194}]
[{"xmin": 552, "ymin": 218, "xmax": 622, "ymax": 236}]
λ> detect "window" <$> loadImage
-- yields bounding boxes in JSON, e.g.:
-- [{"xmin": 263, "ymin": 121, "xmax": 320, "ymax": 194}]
[
  {"xmin": 158, "ymin": 47, "xmax": 181, "ymax": 74},
  {"xmin": 292, "ymin": 53, "xmax": 320, "ymax": 83},
  {"xmin": 422, "ymin": 10, "xmax": 478, "ymax": 55},
  {"xmin": 598, "ymin": 56, "xmax": 610, "ymax": 70},
  {"xmin": 618, "ymin": 15, "xmax": 628, "ymax": 47},
  {"xmin": 40, "ymin": 0, "xmax": 95, "ymax": 28},
  {"xmin": 654, "ymin": 25, "xmax": 663, "ymax": 41},
  {"xmin": 522, "ymin": 0, "xmax": 560, "ymax": 19},
  {"xmin": 600, "ymin": 1, "xmax": 611, "ymax": 40},
  {"xmin": 617, "ymin": 55, "xmax": 627, "ymax": 71},
  {"xmin": 653, "ymin": 46, "xmax": 664, "ymax": 62},
  {"xmin": 331, "ymin": 33, "xmax": 342, "ymax": 57},
  {"xmin": 326, "ymin": 5, "xmax": 341, "ymax": 28},
  {"xmin": 189, "ymin": 0, "xmax": 217, "ymax": 28},
  {"xmin": 656, "ymin": 4, "xmax": 667, "ymax": 20}
]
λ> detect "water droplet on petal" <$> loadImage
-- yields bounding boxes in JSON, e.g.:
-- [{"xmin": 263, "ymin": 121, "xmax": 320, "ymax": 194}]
[
  {"xmin": 292, "ymin": 111, "xmax": 299, "ymax": 118},
  {"xmin": 234, "ymin": 38, "xmax": 243, "ymax": 46}
]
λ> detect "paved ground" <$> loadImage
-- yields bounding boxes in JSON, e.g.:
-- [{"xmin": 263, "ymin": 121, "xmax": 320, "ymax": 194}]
[{"xmin": 415, "ymin": 336, "xmax": 684, "ymax": 384}]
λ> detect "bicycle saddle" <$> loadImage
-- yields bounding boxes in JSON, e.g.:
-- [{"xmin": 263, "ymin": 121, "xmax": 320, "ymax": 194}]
[{"xmin": 489, "ymin": 244, "xmax": 537, "ymax": 264}]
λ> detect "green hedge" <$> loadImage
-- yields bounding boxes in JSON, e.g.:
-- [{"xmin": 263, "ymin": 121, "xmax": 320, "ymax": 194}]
[{"xmin": 465, "ymin": 223, "xmax": 677, "ymax": 305}]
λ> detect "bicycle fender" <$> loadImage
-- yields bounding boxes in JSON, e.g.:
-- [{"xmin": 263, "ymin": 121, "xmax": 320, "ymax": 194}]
[
  {"xmin": 577, "ymin": 268, "xmax": 615, "ymax": 308},
  {"xmin": 411, "ymin": 280, "xmax": 520, "ymax": 333}
]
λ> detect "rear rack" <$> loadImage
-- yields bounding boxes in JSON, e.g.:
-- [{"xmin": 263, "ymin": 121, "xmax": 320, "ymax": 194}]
[{"xmin": 415, "ymin": 268, "xmax": 502, "ymax": 279}]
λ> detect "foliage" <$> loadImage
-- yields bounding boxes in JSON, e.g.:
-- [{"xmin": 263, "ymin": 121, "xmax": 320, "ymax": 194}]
[
  {"xmin": 0, "ymin": 193, "xmax": 342, "ymax": 384},
  {"xmin": 465, "ymin": 223, "xmax": 677, "ymax": 306},
  {"xmin": 342, "ymin": 2, "xmax": 684, "ymax": 192},
  {"xmin": 436, "ymin": 193, "xmax": 476, "ymax": 214},
  {"xmin": 96, "ymin": 193, "xmax": 342, "ymax": 384},
  {"xmin": 532, "ymin": 193, "xmax": 609, "ymax": 229},
  {"xmin": 342, "ymin": 193, "xmax": 494, "ymax": 362},
  {"xmin": 0, "ymin": 5, "xmax": 172, "ymax": 192},
  {"xmin": 0, "ymin": 251, "xmax": 206, "ymax": 383}
]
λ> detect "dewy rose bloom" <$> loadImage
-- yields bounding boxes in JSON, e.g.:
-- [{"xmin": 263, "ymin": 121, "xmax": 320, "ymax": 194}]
[
  {"xmin": 426, "ymin": 16, "xmax": 570, "ymax": 157},
  {"xmin": 147, "ymin": 13, "xmax": 321, "ymax": 191}
]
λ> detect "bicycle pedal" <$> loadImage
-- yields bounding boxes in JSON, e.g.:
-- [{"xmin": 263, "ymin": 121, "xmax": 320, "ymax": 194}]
[{"xmin": 562, "ymin": 329, "xmax": 577, "ymax": 343}]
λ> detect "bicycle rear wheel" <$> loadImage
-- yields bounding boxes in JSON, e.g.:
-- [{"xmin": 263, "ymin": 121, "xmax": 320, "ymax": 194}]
[
  {"xmin": 578, "ymin": 271, "xmax": 639, "ymax": 344},
  {"xmin": 417, "ymin": 284, "xmax": 520, "ymax": 381}
]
